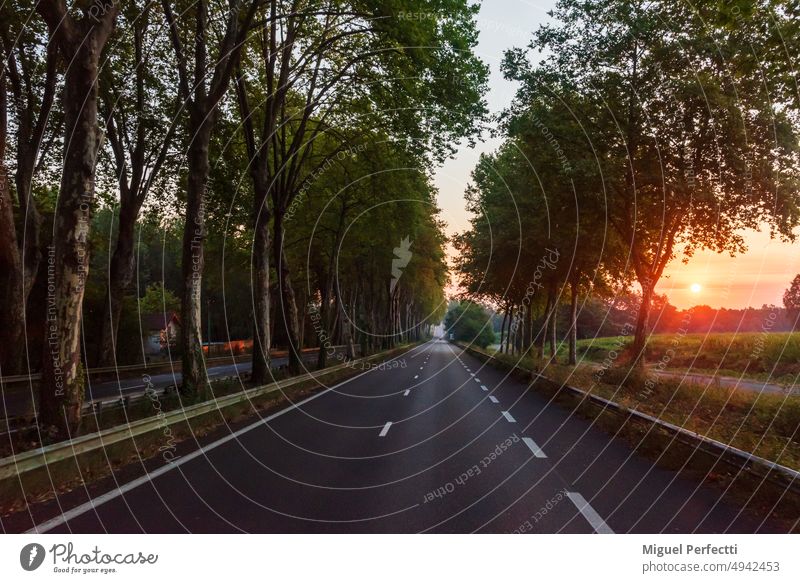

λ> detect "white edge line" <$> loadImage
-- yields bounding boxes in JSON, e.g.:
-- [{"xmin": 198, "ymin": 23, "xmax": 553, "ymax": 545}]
[
  {"xmin": 566, "ymin": 492, "xmax": 615, "ymax": 534},
  {"xmin": 501, "ymin": 410, "xmax": 516, "ymax": 423},
  {"xmin": 26, "ymin": 349, "xmax": 415, "ymax": 534},
  {"xmin": 379, "ymin": 421, "xmax": 392, "ymax": 437},
  {"xmin": 522, "ymin": 437, "xmax": 547, "ymax": 458}
]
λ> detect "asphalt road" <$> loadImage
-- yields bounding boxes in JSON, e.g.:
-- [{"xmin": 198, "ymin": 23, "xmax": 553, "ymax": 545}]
[
  {"xmin": 1, "ymin": 353, "xmax": 318, "ymax": 419},
  {"xmin": 11, "ymin": 340, "xmax": 792, "ymax": 533}
]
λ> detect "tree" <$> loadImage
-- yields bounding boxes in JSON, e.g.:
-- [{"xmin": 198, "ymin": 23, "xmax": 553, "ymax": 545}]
[
  {"xmin": 161, "ymin": 0, "xmax": 259, "ymax": 397},
  {"xmin": 233, "ymin": 0, "xmax": 487, "ymax": 376},
  {"xmin": 288, "ymin": 132, "xmax": 450, "ymax": 357},
  {"xmin": 95, "ymin": 1, "xmax": 181, "ymax": 367},
  {"xmin": 506, "ymin": 89, "xmax": 625, "ymax": 364},
  {"xmin": 36, "ymin": 1, "xmax": 119, "ymax": 436},
  {"xmin": 445, "ymin": 301, "xmax": 496, "ymax": 348},
  {"xmin": 0, "ymin": 2, "xmax": 59, "ymax": 375},
  {"xmin": 139, "ymin": 282, "xmax": 182, "ymax": 316},
  {"xmin": 505, "ymin": 0, "xmax": 800, "ymax": 364},
  {"xmin": 784, "ymin": 275, "xmax": 800, "ymax": 330}
]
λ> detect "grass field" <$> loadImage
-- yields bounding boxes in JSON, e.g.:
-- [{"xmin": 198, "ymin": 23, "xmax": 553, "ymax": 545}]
[
  {"xmin": 487, "ymin": 348, "xmax": 800, "ymax": 471},
  {"xmin": 561, "ymin": 332, "xmax": 800, "ymax": 384}
]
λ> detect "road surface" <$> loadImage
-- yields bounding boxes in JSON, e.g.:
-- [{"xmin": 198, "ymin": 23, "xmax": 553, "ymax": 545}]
[
  {"xmin": 652, "ymin": 369, "xmax": 798, "ymax": 396},
  {"xmin": 9, "ymin": 340, "xmax": 791, "ymax": 533},
  {"xmin": 1, "ymin": 352, "xmax": 321, "ymax": 420}
]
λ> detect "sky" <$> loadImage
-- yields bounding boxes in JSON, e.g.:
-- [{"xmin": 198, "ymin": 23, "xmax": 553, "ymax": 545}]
[{"xmin": 433, "ymin": 0, "xmax": 800, "ymax": 310}]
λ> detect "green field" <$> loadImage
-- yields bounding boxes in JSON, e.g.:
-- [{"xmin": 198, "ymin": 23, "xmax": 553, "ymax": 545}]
[
  {"xmin": 485, "ymin": 346, "xmax": 800, "ymax": 471},
  {"xmin": 563, "ymin": 332, "xmax": 800, "ymax": 383}
]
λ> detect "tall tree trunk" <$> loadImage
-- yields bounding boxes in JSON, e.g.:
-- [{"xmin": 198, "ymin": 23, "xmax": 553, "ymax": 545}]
[
  {"xmin": 317, "ymin": 208, "xmax": 347, "ymax": 369},
  {"xmin": 297, "ymin": 288, "xmax": 307, "ymax": 351},
  {"xmin": 549, "ymin": 297, "xmax": 557, "ymax": 361},
  {"xmin": 96, "ymin": 7, "xmax": 176, "ymax": 368},
  {"xmin": 336, "ymin": 277, "xmax": 355, "ymax": 359},
  {"xmin": 163, "ymin": 0, "xmax": 257, "ymax": 395},
  {"xmin": 569, "ymin": 279, "xmax": 578, "ymax": 365},
  {"xmin": 273, "ymin": 210, "xmax": 302, "ymax": 374},
  {"xmin": 537, "ymin": 295, "xmax": 552, "ymax": 360},
  {"xmin": 631, "ymin": 278, "xmax": 654, "ymax": 366},
  {"xmin": 509, "ymin": 306, "xmax": 517, "ymax": 354},
  {"xmin": 17, "ymin": 157, "xmax": 43, "ymax": 333},
  {"xmin": 525, "ymin": 300, "xmax": 534, "ymax": 355},
  {"xmin": 0, "ymin": 40, "xmax": 55, "ymax": 375},
  {"xmin": 0, "ymin": 78, "xmax": 26, "ymax": 376},
  {"xmin": 0, "ymin": 179, "xmax": 23, "ymax": 376},
  {"xmin": 371, "ymin": 290, "xmax": 379, "ymax": 352},
  {"xmin": 316, "ymin": 276, "xmax": 329, "ymax": 369},
  {"xmin": 5, "ymin": 155, "xmax": 42, "ymax": 374},
  {"xmin": 97, "ymin": 207, "xmax": 137, "ymax": 366},
  {"xmin": 499, "ymin": 305, "xmax": 508, "ymax": 354},
  {"xmin": 39, "ymin": 42, "xmax": 107, "ymax": 435},
  {"xmin": 250, "ymin": 200, "xmax": 271, "ymax": 385},
  {"xmin": 14, "ymin": 155, "xmax": 43, "ymax": 373},
  {"xmin": 503, "ymin": 307, "xmax": 509, "ymax": 352},
  {"xmin": 179, "ymin": 111, "xmax": 213, "ymax": 397}
]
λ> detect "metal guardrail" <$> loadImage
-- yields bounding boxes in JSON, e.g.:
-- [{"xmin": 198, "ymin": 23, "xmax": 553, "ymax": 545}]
[
  {"xmin": 0, "ymin": 345, "xmax": 384, "ymax": 483},
  {"xmin": 459, "ymin": 343, "xmax": 800, "ymax": 494}
]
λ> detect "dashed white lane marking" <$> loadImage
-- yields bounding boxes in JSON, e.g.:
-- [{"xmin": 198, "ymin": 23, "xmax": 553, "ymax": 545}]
[
  {"xmin": 24, "ymin": 345, "xmax": 426, "ymax": 534},
  {"xmin": 501, "ymin": 411, "xmax": 516, "ymax": 423},
  {"xmin": 488, "ymin": 396, "xmax": 499, "ymax": 403},
  {"xmin": 480, "ymin": 385, "xmax": 488, "ymax": 391},
  {"xmin": 379, "ymin": 422, "xmax": 393, "ymax": 437},
  {"xmin": 474, "ymin": 378, "xmax": 481, "ymax": 383},
  {"xmin": 414, "ymin": 375, "xmax": 418, "ymax": 379},
  {"xmin": 522, "ymin": 437, "xmax": 547, "ymax": 458},
  {"xmin": 566, "ymin": 492, "xmax": 615, "ymax": 534},
  {"xmin": 403, "ymin": 389, "xmax": 410, "ymax": 396},
  {"xmin": 419, "ymin": 366, "xmax": 423, "ymax": 370}
]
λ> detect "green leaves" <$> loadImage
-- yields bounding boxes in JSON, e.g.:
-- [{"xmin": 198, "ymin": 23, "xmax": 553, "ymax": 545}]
[{"xmin": 444, "ymin": 300, "xmax": 495, "ymax": 348}]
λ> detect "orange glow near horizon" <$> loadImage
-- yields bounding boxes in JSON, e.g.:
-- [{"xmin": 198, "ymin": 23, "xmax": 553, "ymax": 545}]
[
  {"xmin": 657, "ymin": 230, "xmax": 800, "ymax": 310},
  {"xmin": 443, "ymin": 228, "xmax": 800, "ymax": 310}
]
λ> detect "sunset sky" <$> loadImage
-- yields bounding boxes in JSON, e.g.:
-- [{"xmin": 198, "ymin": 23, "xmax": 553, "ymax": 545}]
[{"xmin": 434, "ymin": 0, "xmax": 800, "ymax": 310}]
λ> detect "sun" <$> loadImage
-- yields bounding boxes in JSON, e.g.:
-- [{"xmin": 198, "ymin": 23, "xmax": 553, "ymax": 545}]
[{"xmin": 690, "ymin": 283, "xmax": 702, "ymax": 294}]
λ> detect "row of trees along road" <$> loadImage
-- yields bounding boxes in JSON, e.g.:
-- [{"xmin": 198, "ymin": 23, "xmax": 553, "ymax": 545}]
[
  {"xmin": 0, "ymin": 1, "xmax": 488, "ymax": 438},
  {"xmin": 455, "ymin": 0, "xmax": 800, "ymax": 366}
]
